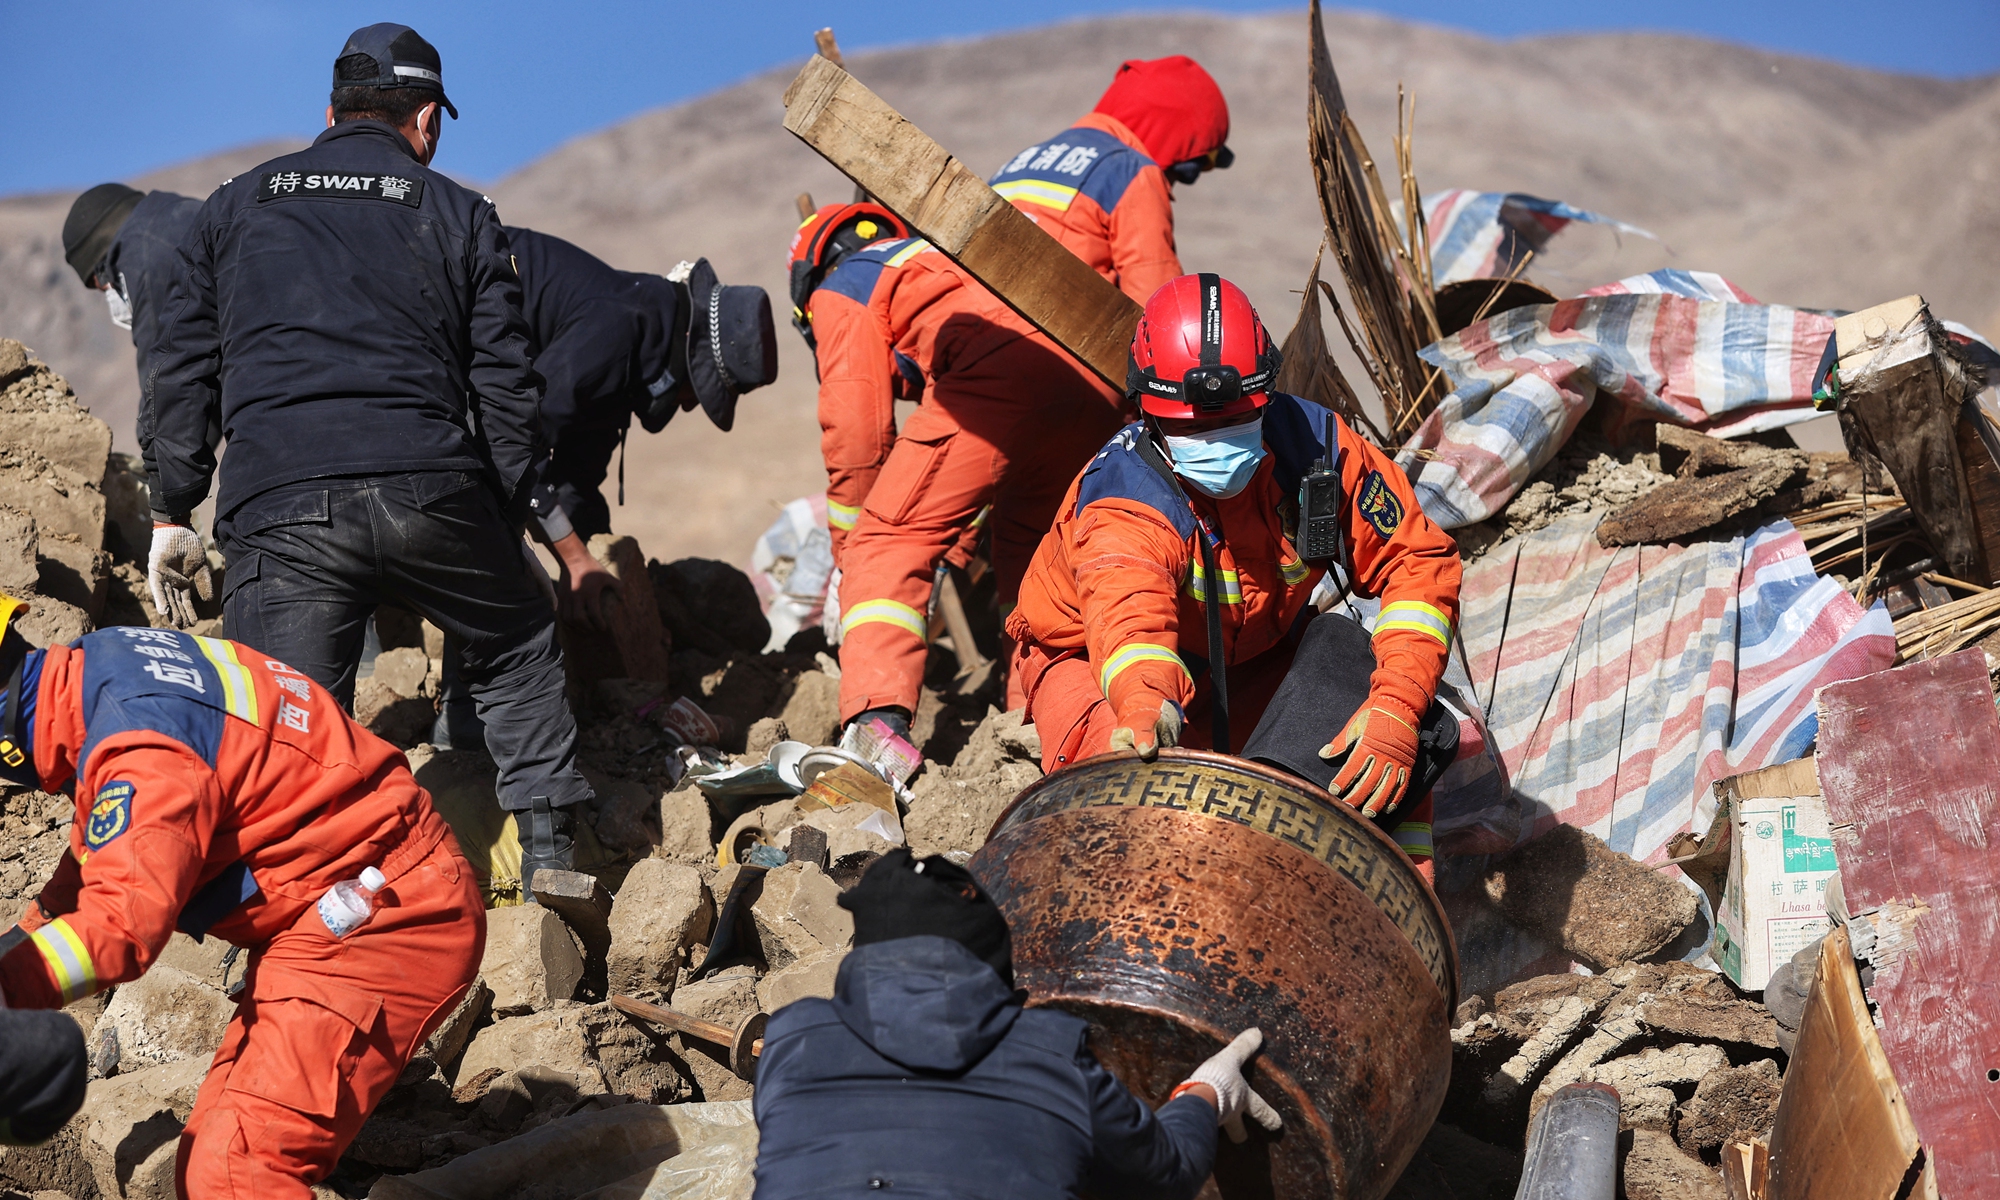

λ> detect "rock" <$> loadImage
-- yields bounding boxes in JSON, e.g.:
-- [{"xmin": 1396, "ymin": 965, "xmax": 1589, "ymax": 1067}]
[
  {"xmin": 149, "ymin": 932, "xmax": 237, "ymax": 993},
  {"xmin": 1481, "ymin": 825, "xmax": 1698, "ymax": 969},
  {"xmin": 1583, "ymin": 1043, "xmax": 1729, "ymax": 1095},
  {"xmin": 369, "ymin": 645, "xmax": 432, "ymax": 699},
  {"xmin": 353, "ymin": 675, "xmax": 435, "ymax": 749},
  {"xmin": 591, "ymin": 779, "xmax": 659, "ymax": 855},
  {"xmin": 16, "ymin": 595, "xmax": 90, "ymax": 648},
  {"xmin": 79, "ymin": 1056, "xmax": 210, "ymax": 1200},
  {"xmin": 657, "ymin": 778, "xmax": 717, "ymax": 864},
  {"xmin": 775, "ymin": 670, "xmax": 840, "ymax": 747},
  {"xmin": 1621, "ymin": 1127, "xmax": 1728, "ymax": 1200},
  {"xmin": 99, "ymin": 965, "xmax": 235, "ymax": 1069},
  {"xmin": 0, "ymin": 340, "xmax": 26, "ymax": 384},
  {"xmin": 778, "ymin": 802, "xmax": 903, "ymax": 862},
  {"xmin": 906, "ymin": 759, "xmax": 1041, "ymax": 857},
  {"xmin": 481, "ymin": 905, "xmax": 586, "ymax": 1015},
  {"xmin": 1620, "ymin": 1084, "xmax": 1679, "ymax": 1135},
  {"xmin": 423, "ymin": 979, "xmax": 493, "ymax": 1077},
  {"xmin": 0, "ymin": 394, "xmax": 113, "ymax": 482},
  {"xmin": 1598, "ymin": 457, "xmax": 1806, "ymax": 547},
  {"xmin": 456, "ymin": 1009, "xmax": 609, "ymax": 1111},
  {"xmin": 757, "ymin": 950, "xmax": 844, "ymax": 1013},
  {"xmin": 35, "ymin": 532, "xmax": 109, "ymax": 619},
  {"xmin": 606, "ymin": 859, "xmax": 713, "ymax": 995},
  {"xmin": 670, "ymin": 968, "xmax": 761, "ymax": 1027},
  {"xmin": 1676, "ymin": 1059, "xmax": 1782, "ymax": 1159},
  {"xmin": 576, "ymin": 1003, "xmax": 697, "ymax": 1106},
  {"xmin": 652, "ymin": 558, "xmax": 771, "ymax": 656},
  {"xmin": 530, "ymin": 869, "xmax": 615, "ymax": 993},
  {"xmin": 749, "ymin": 861, "xmax": 854, "ymax": 970},
  {"xmin": 744, "ymin": 717, "xmax": 788, "ymax": 759},
  {"xmin": 1640, "ymin": 993, "xmax": 1780, "ymax": 1050},
  {"xmin": 0, "ymin": 508, "xmax": 39, "ymax": 596},
  {"xmin": 998, "ymin": 719, "xmax": 1042, "ymax": 763},
  {"xmin": 0, "ymin": 451, "xmax": 105, "ymax": 552}
]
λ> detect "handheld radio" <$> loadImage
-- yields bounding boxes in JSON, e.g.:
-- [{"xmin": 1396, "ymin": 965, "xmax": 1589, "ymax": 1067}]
[{"xmin": 1298, "ymin": 409, "xmax": 1348, "ymax": 564}]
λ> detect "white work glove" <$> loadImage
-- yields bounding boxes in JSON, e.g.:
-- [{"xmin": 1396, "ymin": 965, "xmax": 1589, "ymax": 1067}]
[
  {"xmin": 1181, "ymin": 1027, "xmax": 1284, "ymax": 1143},
  {"xmin": 821, "ymin": 567, "xmax": 843, "ymax": 647},
  {"xmin": 147, "ymin": 523, "xmax": 212, "ymax": 630}
]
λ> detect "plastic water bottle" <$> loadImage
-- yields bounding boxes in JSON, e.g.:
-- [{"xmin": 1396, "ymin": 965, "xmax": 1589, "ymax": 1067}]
[{"xmin": 317, "ymin": 866, "xmax": 386, "ymax": 938}]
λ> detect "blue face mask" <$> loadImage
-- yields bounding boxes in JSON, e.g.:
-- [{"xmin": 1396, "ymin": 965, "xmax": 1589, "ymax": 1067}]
[{"xmin": 1164, "ymin": 416, "xmax": 1266, "ymax": 498}]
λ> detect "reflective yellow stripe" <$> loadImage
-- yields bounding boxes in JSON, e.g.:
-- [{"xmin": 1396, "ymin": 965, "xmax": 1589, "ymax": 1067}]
[
  {"xmin": 885, "ymin": 239, "xmax": 933, "ymax": 267},
  {"xmin": 31, "ymin": 919, "xmax": 97, "ymax": 1004},
  {"xmin": 1279, "ymin": 557, "xmax": 1311, "ymax": 585},
  {"xmin": 1376, "ymin": 600, "xmax": 1453, "ymax": 648},
  {"xmin": 841, "ymin": 598, "xmax": 928, "ymax": 641},
  {"xmin": 1099, "ymin": 643, "xmax": 1191, "ymax": 692},
  {"xmin": 993, "ymin": 179, "xmax": 1079, "ymax": 212},
  {"xmin": 1183, "ymin": 561, "xmax": 1243, "ymax": 605},
  {"xmin": 827, "ymin": 501, "xmax": 861, "ymax": 531},
  {"xmin": 1393, "ymin": 821, "xmax": 1434, "ymax": 857},
  {"xmin": 194, "ymin": 636, "xmax": 261, "ymax": 725}
]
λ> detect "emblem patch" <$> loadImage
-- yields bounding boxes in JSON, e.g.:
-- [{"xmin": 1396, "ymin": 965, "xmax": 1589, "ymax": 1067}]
[
  {"xmin": 258, "ymin": 170, "xmax": 425, "ymax": 208},
  {"xmin": 1357, "ymin": 471, "xmax": 1405, "ymax": 538},
  {"xmin": 86, "ymin": 782, "xmax": 134, "ymax": 850}
]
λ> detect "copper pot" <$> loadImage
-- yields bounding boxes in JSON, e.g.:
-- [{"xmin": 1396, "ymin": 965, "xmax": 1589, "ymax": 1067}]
[{"xmin": 970, "ymin": 749, "xmax": 1454, "ymax": 1200}]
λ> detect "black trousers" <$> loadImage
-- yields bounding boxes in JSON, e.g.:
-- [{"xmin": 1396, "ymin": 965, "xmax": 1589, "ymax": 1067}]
[{"xmin": 216, "ymin": 470, "xmax": 591, "ymax": 812}]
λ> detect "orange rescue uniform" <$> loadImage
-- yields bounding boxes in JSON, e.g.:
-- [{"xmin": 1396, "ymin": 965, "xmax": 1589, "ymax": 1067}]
[
  {"xmin": 1007, "ymin": 394, "xmax": 1461, "ymax": 857},
  {"xmin": 0, "ymin": 627, "xmax": 482, "ymax": 1198},
  {"xmin": 810, "ymin": 237, "xmax": 1126, "ymax": 722}
]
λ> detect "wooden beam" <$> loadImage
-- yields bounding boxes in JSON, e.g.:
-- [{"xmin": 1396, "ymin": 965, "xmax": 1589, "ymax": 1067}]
[
  {"xmin": 782, "ymin": 54, "xmax": 1141, "ymax": 389},
  {"xmin": 1814, "ymin": 649, "xmax": 2000, "ymax": 1195},
  {"xmin": 1764, "ymin": 925, "xmax": 1922, "ymax": 1200}
]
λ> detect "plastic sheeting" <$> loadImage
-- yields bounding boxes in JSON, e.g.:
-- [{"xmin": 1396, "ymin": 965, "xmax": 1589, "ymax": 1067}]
[
  {"xmin": 1422, "ymin": 190, "xmax": 1657, "ymax": 287},
  {"xmin": 1453, "ymin": 513, "xmax": 1895, "ymax": 865},
  {"xmin": 1397, "ymin": 272, "xmax": 1836, "ymax": 528}
]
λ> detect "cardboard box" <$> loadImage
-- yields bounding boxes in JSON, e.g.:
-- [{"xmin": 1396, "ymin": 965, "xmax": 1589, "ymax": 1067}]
[{"xmin": 1692, "ymin": 757, "xmax": 1838, "ymax": 992}]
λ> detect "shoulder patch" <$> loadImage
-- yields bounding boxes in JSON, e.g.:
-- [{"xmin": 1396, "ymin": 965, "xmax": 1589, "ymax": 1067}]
[
  {"xmin": 1075, "ymin": 426, "xmax": 1196, "ymax": 539},
  {"xmin": 1357, "ymin": 471, "xmax": 1405, "ymax": 538},
  {"xmin": 258, "ymin": 170, "xmax": 425, "ymax": 208},
  {"xmin": 86, "ymin": 782, "xmax": 134, "ymax": 850},
  {"xmin": 990, "ymin": 127, "xmax": 1149, "ymax": 215}
]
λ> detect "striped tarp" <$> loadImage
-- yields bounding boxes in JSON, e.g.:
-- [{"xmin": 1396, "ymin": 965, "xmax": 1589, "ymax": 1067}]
[
  {"xmin": 1422, "ymin": 190, "xmax": 1657, "ymax": 286},
  {"xmin": 1455, "ymin": 513, "xmax": 1896, "ymax": 864},
  {"xmin": 1583, "ymin": 270, "xmax": 1761, "ymax": 304},
  {"xmin": 1397, "ymin": 274, "xmax": 1837, "ymax": 528}
]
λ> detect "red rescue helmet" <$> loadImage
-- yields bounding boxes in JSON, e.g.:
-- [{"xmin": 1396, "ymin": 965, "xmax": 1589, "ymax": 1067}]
[
  {"xmin": 787, "ymin": 202, "xmax": 910, "ymax": 343},
  {"xmin": 1126, "ymin": 273, "xmax": 1282, "ymax": 419}
]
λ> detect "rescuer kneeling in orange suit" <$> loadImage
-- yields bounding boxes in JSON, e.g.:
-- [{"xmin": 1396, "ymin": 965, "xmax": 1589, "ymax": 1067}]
[
  {"xmin": 1008, "ymin": 275, "xmax": 1464, "ymax": 880},
  {"xmin": 788, "ymin": 204, "xmax": 1129, "ymax": 733},
  {"xmin": 0, "ymin": 595, "xmax": 483, "ymax": 1197}
]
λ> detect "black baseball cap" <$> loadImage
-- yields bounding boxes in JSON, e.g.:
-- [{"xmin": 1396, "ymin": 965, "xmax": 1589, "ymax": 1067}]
[
  {"xmin": 333, "ymin": 23, "xmax": 457, "ymax": 119},
  {"xmin": 62, "ymin": 184, "xmax": 143, "ymax": 286}
]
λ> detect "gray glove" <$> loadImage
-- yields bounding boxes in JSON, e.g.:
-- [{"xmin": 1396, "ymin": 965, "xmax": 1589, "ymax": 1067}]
[
  {"xmin": 1183, "ymin": 1027, "xmax": 1284, "ymax": 1143},
  {"xmin": 147, "ymin": 524, "xmax": 212, "ymax": 629}
]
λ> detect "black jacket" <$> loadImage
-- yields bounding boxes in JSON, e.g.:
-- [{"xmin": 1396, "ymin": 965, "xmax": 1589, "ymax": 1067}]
[
  {"xmin": 752, "ymin": 937, "xmax": 1216, "ymax": 1200},
  {"xmin": 110, "ymin": 190, "xmax": 204, "ymax": 493},
  {"xmin": 506, "ymin": 226, "xmax": 678, "ymax": 540},
  {"xmin": 0, "ymin": 1008, "xmax": 87, "ymax": 1145},
  {"xmin": 146, "ymin": 121, "xmax": 543, "ymax": 520}
]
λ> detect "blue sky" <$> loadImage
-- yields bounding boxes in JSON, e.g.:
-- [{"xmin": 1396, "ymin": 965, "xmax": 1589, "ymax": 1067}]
[{"xmin": 6, "ymin": 1, "xmax": 1994, "ymax": 194}]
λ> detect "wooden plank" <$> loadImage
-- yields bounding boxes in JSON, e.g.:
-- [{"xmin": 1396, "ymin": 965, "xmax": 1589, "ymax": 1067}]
[
  {"xmin": 1815, "ymin": 649, "xmax": 2000, "ymax": 1196},
  {"xmin": 1954, "ymin": 402, "xmax": 2000, "ymax": 584},
  {"xmin": 781, "ymin": 54, "xmax": 1140, "ymax": 388},
  {"xmin": 1764, "ymin": 926, "xmax": 1922, "ymax": 1200}
]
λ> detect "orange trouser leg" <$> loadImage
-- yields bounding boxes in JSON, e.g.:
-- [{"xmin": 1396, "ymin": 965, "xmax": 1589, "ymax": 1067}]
[
  {"xmin": 176, "ymin": 839, "xmax": 484, "ymax": 1199},
  {"xmin": 840, "ymin": 340, "xmax": 1122, "ymax": 723}
]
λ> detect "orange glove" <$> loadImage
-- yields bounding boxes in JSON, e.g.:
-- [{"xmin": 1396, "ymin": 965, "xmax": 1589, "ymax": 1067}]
[
  {"xmin": 1320, "ymin": 698, "xmax": 1420, "ymax": 817},
  {"xmin": 1109, "ymin": 693, "xmax": 1183, "ymax": 761}
]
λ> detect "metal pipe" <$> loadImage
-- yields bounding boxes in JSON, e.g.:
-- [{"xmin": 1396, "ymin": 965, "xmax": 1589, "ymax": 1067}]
[{"xmin": 1514, "ymin": 1082, "xmax": 1621, "ymax": 1200}]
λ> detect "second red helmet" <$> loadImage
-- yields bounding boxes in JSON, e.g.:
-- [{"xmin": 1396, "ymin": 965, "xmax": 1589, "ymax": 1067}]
[{"xmin": 1126, "ymin": 274, "xmax": 1281, "ymax": 419}]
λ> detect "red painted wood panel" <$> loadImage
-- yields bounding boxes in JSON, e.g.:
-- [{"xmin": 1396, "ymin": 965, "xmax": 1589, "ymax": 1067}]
[{"xmin": 1817, "ymin": 649, "xmax": 2000, "ymax": 1196}]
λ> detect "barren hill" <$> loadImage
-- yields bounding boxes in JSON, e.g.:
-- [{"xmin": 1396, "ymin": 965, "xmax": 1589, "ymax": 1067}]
[{"xmin": 3, "ymin": 9, "xmax": 1994, "ymax": 565}]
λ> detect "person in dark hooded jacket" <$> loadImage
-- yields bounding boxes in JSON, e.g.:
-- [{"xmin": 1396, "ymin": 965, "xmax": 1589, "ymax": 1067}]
[
  {"xmin": 0, "ymin": 1007, "xmax": 87, "ymax": 1146},
  {"xmin": 752, "ymin": 849, "xmax": 1280, "ymax": 1199}
]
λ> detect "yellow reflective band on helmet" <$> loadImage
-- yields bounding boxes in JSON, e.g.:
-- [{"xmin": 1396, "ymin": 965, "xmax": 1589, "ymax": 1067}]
[
  {"xmin": 827, "ymin": 501, "xmax": 861, "ymax": 531},
  {"xmin": 1376, "ymin": 600, "xmax": 1453, "ymax": 647},
  {"xmin": 1099, "ymin": 643, "xmax": 1192, "ymax": 693},
  {"xmin": 992, "ymin": 179, "xmax": 1078, "ymax": 212},
  {"xmin": 1183, "ymin": 561, "xmax": 1242, "ymax": 605},
  {"xmin": 1279, "ymin": 557, "xmax": 1311, "ymax": 586},
  {"xmin": 1393, "ymin": 821, "xmax": 1434, "ymax": 857},
  {"xmin": 194, "ymin": 636, "xmax": 261, "ymax": 726},
  {"xmin": 841, "ymin": 599, "xmax": 928, "ymax": 641},
  {"xmin": 31, "ymin": 919, "xmax": 97, "ymax": 1004},
  {"xmin": 885, "ymin": 239, "xmax": 934, "ymax": 268}
]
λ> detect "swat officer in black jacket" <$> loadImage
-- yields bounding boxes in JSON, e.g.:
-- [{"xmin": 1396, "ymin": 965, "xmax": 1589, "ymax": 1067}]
[
  {"xmin": 508, "ymin": 226, "xmax": 776, "ymax": 624},
  {"xmin": 148, "ymin": 23, "xmax": 592, "ymax": 886}
]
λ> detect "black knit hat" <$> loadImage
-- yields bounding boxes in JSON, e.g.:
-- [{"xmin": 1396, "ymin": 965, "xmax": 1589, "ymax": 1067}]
[
  {"xmin": 333, "ymin": 23, "xmax": 457, "ymax": 119},
  {"xmin": 839, "ymin": 848, "xmax": 1014, "ymax": 986},
  {"xmin": 62, "ymin": 184, "xmax": 143, "ymax": 286}
]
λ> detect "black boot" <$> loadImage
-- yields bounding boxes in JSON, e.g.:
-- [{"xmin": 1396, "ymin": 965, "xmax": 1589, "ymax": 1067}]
[{"xmin": 515, "ymin": 796, "xmax": 575, "ymax": 900}]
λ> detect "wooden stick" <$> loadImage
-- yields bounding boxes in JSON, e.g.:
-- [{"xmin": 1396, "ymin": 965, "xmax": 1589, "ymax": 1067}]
[
  {"xmin": 794, "ymin": 192, "xmax": 816, "ymax": 220},
  {"xmin": 813, "ymin": 28, "xmax": 843, "ymax": 65}
]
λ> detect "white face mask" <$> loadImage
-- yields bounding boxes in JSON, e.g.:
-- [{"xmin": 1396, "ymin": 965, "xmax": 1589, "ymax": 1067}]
[{"xmin": 103, "ymin": 278, "xmax": 133, "ymax": 331}]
